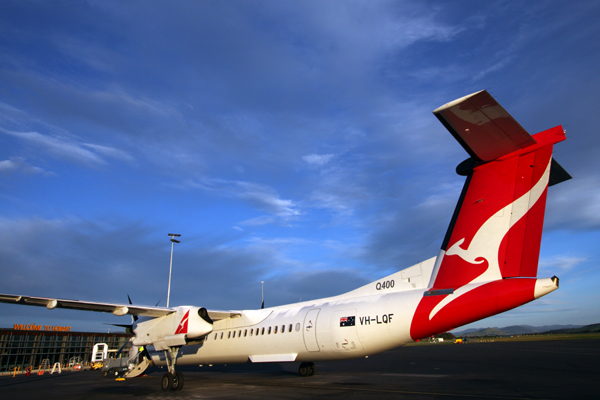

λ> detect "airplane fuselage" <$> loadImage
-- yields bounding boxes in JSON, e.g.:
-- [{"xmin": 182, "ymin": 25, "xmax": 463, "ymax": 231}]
[
  {"xmin": 145, "ymin": 271, "xmax": 558, "ymax": 367},
  {"xmin": 148, "ymin": 290, "xmax": 420, "ymax": 366}
]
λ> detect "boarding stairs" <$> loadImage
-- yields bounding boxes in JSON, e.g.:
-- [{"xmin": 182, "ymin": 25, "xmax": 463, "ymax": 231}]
[{"xmin": 124, "ymin": 357, "xmax": 152, "ymax": 378}]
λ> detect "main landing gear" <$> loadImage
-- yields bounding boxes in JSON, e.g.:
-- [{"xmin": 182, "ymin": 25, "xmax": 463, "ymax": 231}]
[
  {"xmin": 298, "ymin": 362, "xmax": 316, "ymax": 377},
  {"xmin": 161, "ymin": 346, "xmax": 184, "ymax": 391}
]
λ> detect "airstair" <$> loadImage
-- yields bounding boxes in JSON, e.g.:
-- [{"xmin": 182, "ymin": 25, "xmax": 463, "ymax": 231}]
[
  {"xmin": 98, "ymin": 338, "xmax": 152, "ymax": 378},
  {"xmin": 124, "ymin": 357, "xmax": 152, "ymax": 378}
]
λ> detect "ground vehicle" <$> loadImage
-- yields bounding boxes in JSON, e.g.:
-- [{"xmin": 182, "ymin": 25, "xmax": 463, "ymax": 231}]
[{"xmin": 91, "ymin": 361, "xmax": 103, "ymax": 370}]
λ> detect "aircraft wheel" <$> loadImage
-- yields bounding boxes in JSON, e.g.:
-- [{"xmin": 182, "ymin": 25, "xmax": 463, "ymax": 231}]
[
  {"xmin": 161, "ymin": 372, "xmax": 173, "ymax": 391},
  {"xmin": 172, "ymin": 372, "xmax": 184, "ymax": 391},
  {"xmin": 299, "ymin": 362, "xmax": 315, "ymax": 377}
]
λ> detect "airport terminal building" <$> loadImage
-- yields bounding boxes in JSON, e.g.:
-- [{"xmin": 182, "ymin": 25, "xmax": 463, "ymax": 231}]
[{"xmin": 0, "ymin": 325, "xmax": 130, "ymax": 373}]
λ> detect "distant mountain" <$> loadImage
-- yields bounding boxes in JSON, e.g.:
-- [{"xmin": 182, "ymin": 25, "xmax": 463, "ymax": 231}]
[
  {"xmin": 453, "ymin": 324, "xmax": 585, "ymax": 337},
  {"xmin": 545, "ymin": 323, "xmax": 600, "ymax": 334}
]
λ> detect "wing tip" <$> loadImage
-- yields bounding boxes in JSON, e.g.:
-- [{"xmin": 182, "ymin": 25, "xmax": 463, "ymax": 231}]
[{"xmin": 433, "ymin": 90, "xmax": 487, "ymax": 114}]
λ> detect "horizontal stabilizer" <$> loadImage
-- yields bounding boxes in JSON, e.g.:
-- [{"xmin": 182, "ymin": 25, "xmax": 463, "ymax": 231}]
[{"xmin": 434, "ymin": 90, "xmax": 536, "ymax": 162}]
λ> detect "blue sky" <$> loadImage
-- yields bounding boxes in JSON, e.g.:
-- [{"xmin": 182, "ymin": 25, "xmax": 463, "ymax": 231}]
[{"xmin": 1, "ymin": 0, "xmax": 599, "ymax": 333}]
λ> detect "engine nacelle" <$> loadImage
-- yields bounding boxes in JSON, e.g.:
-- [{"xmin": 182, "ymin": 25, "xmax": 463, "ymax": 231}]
[
  {"xmin": 132, "ymin": 306, "xmax": 213, "ymax": 350},
  {"xmin": 179, "ymin": 307, "xmax": 213, "ymax": 339}
]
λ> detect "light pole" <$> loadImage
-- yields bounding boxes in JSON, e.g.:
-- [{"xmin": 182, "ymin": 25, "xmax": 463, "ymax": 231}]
[{"xmin": 167, "ymin": 233, "xmax": 181, "ymax": 308}]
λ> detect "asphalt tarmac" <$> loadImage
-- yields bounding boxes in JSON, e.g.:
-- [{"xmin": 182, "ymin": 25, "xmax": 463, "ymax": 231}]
[{"xmin": 2, "ymin": 339, "xmax": 599, "ymax": 399}]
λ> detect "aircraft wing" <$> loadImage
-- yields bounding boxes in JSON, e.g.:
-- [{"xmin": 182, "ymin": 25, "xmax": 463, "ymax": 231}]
[
  {"xmin": 0, "ymin": 293, "xmax": 242, "ymax": 321},
  {"xmin": 0, "ymin": 293, "xmax": 174, "ymax": 318}
]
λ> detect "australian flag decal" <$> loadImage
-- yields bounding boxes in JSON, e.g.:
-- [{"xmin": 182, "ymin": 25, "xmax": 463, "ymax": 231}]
[{"xmin": 339, "ymin": 316, "xmax": 355, "ymax": 327}]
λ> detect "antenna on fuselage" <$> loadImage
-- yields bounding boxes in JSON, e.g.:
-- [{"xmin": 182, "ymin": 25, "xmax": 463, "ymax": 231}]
[{"xmin": 261, "ymin": 281, "xmax": 264, "ymax": 309}]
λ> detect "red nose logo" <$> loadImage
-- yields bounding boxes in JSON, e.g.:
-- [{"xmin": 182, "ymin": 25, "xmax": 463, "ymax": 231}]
[{"xmin": 175, "ymin": 310, "xmax": 190, "ymax": 334}]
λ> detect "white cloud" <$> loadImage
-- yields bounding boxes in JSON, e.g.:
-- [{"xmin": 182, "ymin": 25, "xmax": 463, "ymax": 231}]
[
  {"xmin": 539, "ymin": 255, "xmax": 586, "ymax": 273},
  {"xmin": 545, "ymin": 176, "xmax": 600, "ymax": 231},
  {"xmin": 1, "ymin": 127, "xmax": 135, "ymax": 167},
  {"xmin": 307, "ymin": 191, "xmax": 354, "ymax": 216},
  {"xmin": 81, "ymin": 143, "xmax": 136, "ymax": 163},
  {"xmin": 0, "ymin": 157, "xmax": 52, "ymax": 175},
  {"xmin": 2, "ymin": 129, "xmax": 105, "ymax": 165},
  {"xmin": 415, "ymin": 182, "xmax": 464, "ymax": 211},
  {"xmin": 302, "ymin": 153, "xmax": 334, "ymax": 167},
  {"xmin": 185, "ymin": 178, "xmax": 300, "ymax": 224},
  {"xmin": 0, "ymin": 159, "xmax": 18, "ymax": 173}
]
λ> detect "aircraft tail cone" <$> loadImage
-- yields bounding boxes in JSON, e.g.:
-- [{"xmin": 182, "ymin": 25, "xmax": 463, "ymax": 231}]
[{"xmin": 534, "ymin": 277, "xmax": 559, "ymax": 299}]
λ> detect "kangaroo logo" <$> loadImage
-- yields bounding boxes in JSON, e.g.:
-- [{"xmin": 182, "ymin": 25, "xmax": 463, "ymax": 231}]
[
  {"xmin": 175, "ymin": 310, "xmax": 190, "ymax": 335},
  {"xmin": 429, "ymin": 158, "xmax": 552, "ymax": 320}
]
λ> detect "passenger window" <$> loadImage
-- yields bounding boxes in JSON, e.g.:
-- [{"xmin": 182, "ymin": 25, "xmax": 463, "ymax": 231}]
[
  {"xmin": 274, "ymin": 326, "xmax": 278, "ymax": 334},
  {"xmin": 244, "ymin": 329, "xmax": 247, "ymax": 337},
  {"xmin": 261, "ymin": 327, "xmax": 265, "ymax": 335},
  {"xmin": 238, "ymin": 330, "xmax": 242, "ymax": 337},
  {"xmin": 214, "ymin": 333, "xmax": 217, "ymax": 340},
  {"xmin": 228, "ymin": 331, "xmax": 231, "ymax": 339},
  {"xmin": 268, "ymin": 326, "xmax": 271, "ymax": 334},
  {"xmin": 220, "ymin": 332, "xmax": 223, "ymax": 339},
  {"xmin": 289, "ymin": 324, "xmax": 293, "ymax": 332},
  {"xmin": 281, "ymin": 324, "xmax": 285, "ymax": 333},
  {"xmin": 295, "ymin": 323, "xmax": 300, "ymax": 332},
  {"xmin": 250, "ymin": 329, "xmax": 253, "ymax": 337},
  {"xmin": 232, "ymin": 331, "xmax": 236, "ymax": 338}
]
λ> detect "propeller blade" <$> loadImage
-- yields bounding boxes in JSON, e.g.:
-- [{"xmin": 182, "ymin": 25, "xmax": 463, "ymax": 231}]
[
  {"xmin": 127, "ymin": 294, "xmax": 139, "ymax": 322},
  {"xmin": 104, "ymin": 323, "xmax": 133, "ymax": 335},
  {"xmin": 114, "ymin": 335, "xmax": 134, "ymax": 359}
]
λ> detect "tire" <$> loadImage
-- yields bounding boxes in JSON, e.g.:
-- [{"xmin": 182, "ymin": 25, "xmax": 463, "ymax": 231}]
[
  {"xmin": 299, "ymin": 362, "xmax": 310, "ymax": 377},
  {"xmin": 309, "ymin": 363, "xmax": 316, "ymax": 376},
  {"xmin": 161, "ymin": 372, "xmax": 174, "ymax": 391},
  {"xmin": 173, "ymin": 372, "xmax": 184, "ymax": 391}
]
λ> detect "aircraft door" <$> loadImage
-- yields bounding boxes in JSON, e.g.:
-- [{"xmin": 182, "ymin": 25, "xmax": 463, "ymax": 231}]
[{"xmin": 302, "ymin": 308, "xmax": 320, "ymax": 352}]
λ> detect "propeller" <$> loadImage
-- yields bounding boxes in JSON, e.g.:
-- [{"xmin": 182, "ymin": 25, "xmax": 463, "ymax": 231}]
[
  {"xmin": 106, "ymin": 295, "xmax": 155, "ymax": 364},
  {"xmin": 105, "ymin": 294, "xmax": 139, "ymax": 334},
  {"xmin": 127, "ymin": 294, "xmax": 138, "ymax": 322}
]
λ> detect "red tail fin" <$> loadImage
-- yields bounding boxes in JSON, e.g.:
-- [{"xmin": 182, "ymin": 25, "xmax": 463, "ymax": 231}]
[
  {"xmin": 428, "ymin": 91, "xmax": 570, "ymax": 290},
  {"xmin": 409, "ymin": 91, "xmax": 569, "ymax": 340}
]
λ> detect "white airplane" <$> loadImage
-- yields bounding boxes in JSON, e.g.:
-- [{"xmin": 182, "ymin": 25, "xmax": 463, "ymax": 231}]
[{"xmin": 0, "ymin": 90, "xmax": 571, "ymax": 391}]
